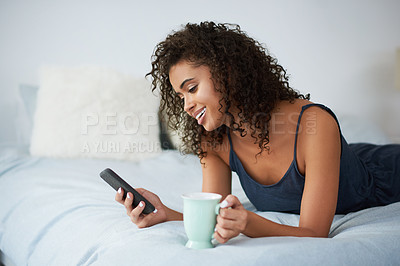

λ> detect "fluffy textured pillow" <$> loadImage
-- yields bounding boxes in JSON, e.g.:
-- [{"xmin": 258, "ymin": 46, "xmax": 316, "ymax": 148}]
[{"xmin": 30, "ymin": 66, "xmax": 161, "ymax": 161}]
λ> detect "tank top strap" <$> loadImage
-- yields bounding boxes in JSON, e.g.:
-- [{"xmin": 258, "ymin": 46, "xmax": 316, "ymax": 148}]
[
  {"xmin": 227, "ymin": 128, "xmax": 234, "ymax": 148},
  {"xmin": 293, "ymin": 103, "xmax": 342, "ymax": 161}
]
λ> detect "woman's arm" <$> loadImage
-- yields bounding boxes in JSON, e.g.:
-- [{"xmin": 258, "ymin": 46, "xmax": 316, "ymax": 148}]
[
  {"xmin": 216, "ymin": 197, "xmax": 322, "ymax": 242},
  {"xmin": 201, "ymin": 146, "xmax": 232, "ymax": 198},
  {"xmin": 296, "ymin": 107, "xmax": 341, "ymax": 237},
  {"xmin": 215, "ymin": 195, "xmax": 324, "ymax": 244},
  {"xmin": 165, "ymin": 206, "xmax": 183, "ymax": 221}
]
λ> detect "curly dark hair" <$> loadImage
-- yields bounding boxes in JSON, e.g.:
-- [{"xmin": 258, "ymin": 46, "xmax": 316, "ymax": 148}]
[{"xmin": 146, "ymin": 21, "xmax": 310, "ymax": 160}]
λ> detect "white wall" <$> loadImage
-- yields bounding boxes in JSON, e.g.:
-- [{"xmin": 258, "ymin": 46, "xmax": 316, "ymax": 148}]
[{"xmin": 1, "ymin": 0, "xmax": 400, "ymax": 144}]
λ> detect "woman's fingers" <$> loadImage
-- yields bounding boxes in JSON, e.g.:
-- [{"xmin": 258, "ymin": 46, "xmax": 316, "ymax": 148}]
[
  {"xmin": 221, "ymin": 194, "xmax": 242, "ymax": 209},
  {"xmin": 216, "ymin": 223, "xmax": 235, "ymax": 237},
  {"xmin": 129, "ymin": 202, "xmax": 161, "ymax": 228},
  {"xmin": 124, "ymin": 192, "xmax": 134, "ymax": 214},
  {"xmin": 136, "ymin": 210, "xmax": 158, "ymax": 228},
  {"xmin": 215, "ymin": 194, "xmax": 249, "ymax": 244},
  {"xmin": 129, "ymin": 200, "xmax": 146, "ymax": 224},
  {"xmin": 115, "ymin": 187, "xmax": 167, "ymax": 228},
  {"xmin": 217, "ymin": 213, "xmax": 235, "ymax": 227},
  {"xmin": 115, "ymin": 187, "xmax": 124, "ymax": 203},
  {"xmin": 214, "ymin": 226, "xmax": 234, "ymax": 244}
]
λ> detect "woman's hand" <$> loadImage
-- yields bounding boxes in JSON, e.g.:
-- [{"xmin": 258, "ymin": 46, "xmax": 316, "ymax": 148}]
[
  {"xmin": 214, "ymin": 195, "xmax": 248, "ymax": 244},
  {"xmin": 115, "ymin": 187, "xmax": 168, "ymax": 228}
]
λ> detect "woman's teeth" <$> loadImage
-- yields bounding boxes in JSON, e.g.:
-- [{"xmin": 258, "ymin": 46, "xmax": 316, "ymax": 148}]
[{"xmin": 196, "ymin": 107, "xmax": 206, "ymax": 120}]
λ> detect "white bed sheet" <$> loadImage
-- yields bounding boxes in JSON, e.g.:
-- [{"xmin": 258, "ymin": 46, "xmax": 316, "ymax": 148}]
[{"xmin": 0, "ymin": 147, "xmax": 399, "ymax": 266}]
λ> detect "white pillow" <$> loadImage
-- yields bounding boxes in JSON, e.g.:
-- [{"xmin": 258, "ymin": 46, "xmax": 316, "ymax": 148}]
[{"xmin": 30, "ymin": 66, "xmax": 161, "ymax": 161}]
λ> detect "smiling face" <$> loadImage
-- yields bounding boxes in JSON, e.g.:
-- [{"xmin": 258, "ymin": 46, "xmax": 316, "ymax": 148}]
[{"xmin": 169, "ymin": 60, "xmax": 229, "ymax": 131}]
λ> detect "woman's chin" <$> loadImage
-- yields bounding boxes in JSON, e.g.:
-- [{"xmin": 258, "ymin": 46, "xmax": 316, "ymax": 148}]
[
  {"xmin": 200, "ymin": 122, "xmax": 213, "ymax": 131},
  {"xmin": 201, "ymin": 120, "xmax": 224, "ymax": 132},
  {"xmin": 201, "ymin": 124, "xmax": 212, "ymax": 131}
]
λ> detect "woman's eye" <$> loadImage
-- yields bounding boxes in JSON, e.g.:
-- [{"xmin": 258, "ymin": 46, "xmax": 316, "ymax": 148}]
[{"xmin": 188, "ymin": 85, "xmax": 198, "ymax": 93}]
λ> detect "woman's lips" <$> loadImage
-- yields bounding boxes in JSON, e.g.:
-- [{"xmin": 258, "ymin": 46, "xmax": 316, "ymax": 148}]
[
  {"xmin": 197, "ymin": 107, "xmax": 206, "ymax": 125},
  {"xmin": 195, "ymin": 107, "xmax": 206, "ymax": 120}
]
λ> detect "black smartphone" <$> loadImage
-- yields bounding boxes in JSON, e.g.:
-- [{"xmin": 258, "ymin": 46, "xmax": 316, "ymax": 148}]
[{"xmin": 100, "ymin": 168, "xmax": 156, "ymax": 214}]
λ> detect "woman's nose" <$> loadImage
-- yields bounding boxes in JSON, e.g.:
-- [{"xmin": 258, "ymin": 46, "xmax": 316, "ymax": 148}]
[{"xmin": 183, "ymin": 96, "xmax": 195, "ymax": 114}]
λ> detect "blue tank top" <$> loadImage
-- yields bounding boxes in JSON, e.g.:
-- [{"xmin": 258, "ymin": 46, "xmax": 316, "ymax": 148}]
[{"xmin": 228, "ymin": 103, "xmax": 400, "ymax": 214}]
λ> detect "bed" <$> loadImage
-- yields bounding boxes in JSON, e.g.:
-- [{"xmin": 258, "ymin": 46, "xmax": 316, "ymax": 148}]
[{"xmin": 1, "ymin": 66, "xmax": 399, "ymax": 266}]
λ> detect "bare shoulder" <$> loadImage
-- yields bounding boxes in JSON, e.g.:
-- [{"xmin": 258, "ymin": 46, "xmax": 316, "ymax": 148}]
[
  {"xmin": 200, "ymin": 133, "xmax": 230, "ymax": 166},
  {"xmin": 297, "ymin": 105, "xmax": 341, "ymax": 166},
  {"xmin": 298, "ymin": 105, "xmax": 340, "ymax": 140},
  {"xmin": 293, "ymin": 104, "xmax": 341, "ymax": 175}
]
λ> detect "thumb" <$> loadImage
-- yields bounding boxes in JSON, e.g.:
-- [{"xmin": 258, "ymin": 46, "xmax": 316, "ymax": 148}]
[
  {"xmin": 220, "ymin": 195, "xmax": 241, "ymax": 209},
  {"xmin": 135, "ymin": 188, "xmax": 147, "ymax": 194}
]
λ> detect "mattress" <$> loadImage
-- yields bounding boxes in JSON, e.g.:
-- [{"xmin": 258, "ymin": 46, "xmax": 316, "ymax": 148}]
[{"xmin": 0, "ymin": 146, "xmax": 399, "ymax": 265}]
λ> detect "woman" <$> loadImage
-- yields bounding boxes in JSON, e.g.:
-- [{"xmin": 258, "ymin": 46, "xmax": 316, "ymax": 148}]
[{"xmin": 115, "ymin": 22, "xmax": 400, "ymax": 243}]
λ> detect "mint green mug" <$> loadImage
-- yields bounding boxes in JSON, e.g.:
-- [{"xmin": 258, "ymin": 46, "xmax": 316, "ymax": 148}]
[{"xmin": 182, "ymin": 192, "xmax": 222, "ymax": 249}]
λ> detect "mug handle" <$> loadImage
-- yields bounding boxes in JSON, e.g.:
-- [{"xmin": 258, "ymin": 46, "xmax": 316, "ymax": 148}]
[
  {"xmin": 215, "ymin": 203, "xmax": 231, "ymax": 214},
  {"xmin": 212, "ymin": 203, "xmax": 221, "ymax": 239},
  {"xmin": 215, "ymin": 203, "xmax": 221, "ymax": 215}
]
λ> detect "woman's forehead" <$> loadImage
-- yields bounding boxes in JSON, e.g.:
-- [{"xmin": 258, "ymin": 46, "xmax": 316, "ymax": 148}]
[{"xmin": 169, "ymin": 61, "xmax": 211, "ymax": 89}]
